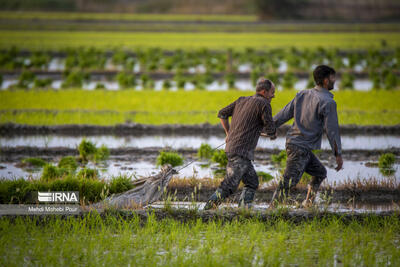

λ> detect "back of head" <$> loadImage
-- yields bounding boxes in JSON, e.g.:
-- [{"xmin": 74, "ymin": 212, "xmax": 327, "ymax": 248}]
[
  {"xmin": 256, "ymin": 78, "xmax": 272, "ymax": 92},
  {"xmin": 313, "ymin": 65, "xmax": 336, "ymax": 86}
]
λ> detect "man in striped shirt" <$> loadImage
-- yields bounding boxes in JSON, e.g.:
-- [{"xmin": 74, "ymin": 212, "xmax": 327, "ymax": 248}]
[{"xmin": 204, "ymin": 78, "xmax": 277, "ymax": 210}]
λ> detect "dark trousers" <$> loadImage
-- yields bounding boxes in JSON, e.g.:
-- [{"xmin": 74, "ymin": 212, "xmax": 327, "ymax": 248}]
[
  {"xmin": 276, "ymin": 144, "xmax": 327, "ymax": 199},
  {"xmin": 219, "ymin": 154, "xmax": 259, "ymax": 200}
]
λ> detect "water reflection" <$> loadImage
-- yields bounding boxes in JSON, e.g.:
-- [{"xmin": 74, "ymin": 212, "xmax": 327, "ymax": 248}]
[{"xmin": 2, "ymin": 135, "xmax": 399, "ymax": 150}]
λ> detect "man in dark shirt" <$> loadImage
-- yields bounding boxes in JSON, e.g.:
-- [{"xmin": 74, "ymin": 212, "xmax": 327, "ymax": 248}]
[
  {"xmin": 204, "ymin": 78, "xmax": 276, "ymax": 210},
  {"xmin": 269, "ymin": 65, "xmax": 343, "ymax": 207}
]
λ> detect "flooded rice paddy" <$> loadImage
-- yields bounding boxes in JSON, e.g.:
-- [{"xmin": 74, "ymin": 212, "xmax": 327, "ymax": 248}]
[
  {"xmin": 1, "ymin": 134, "xmax": 399, "ymax": 150},
  {"xmin": 0, "ymin": 157, "xmax": 398, "ymax": 184},
  {"xmin": 1, "ymin": 78, "xmax": 374, "ymax": 91},
  {"xmin": 1, "ymin": 133, "xmax": 399, "ymax": 183}
]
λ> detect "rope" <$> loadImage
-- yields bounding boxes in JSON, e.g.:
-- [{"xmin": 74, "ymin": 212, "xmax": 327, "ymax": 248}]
[{"xmin": 175, "ymin": 142, "xmax": 226, "ymax": 173}]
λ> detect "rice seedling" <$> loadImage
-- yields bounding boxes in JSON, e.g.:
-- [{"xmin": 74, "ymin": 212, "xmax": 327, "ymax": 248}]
[
  {"xmin": 78, "ymin": 139, "xmax": 97, "ymax": 162},
  {"xmin": 33, "ymin": 78, "xmax": 52, "ymax": 89},
  {"xmin": 116, "ymin": 72, "xmax": 136, "ymax": 89},
  {"xmin": 41, "ymin": 164, "xmax": 61, "ymax": 182},
  {"xmin": 257, "ymin": 171, "xmax": 274, "ymax": 183},
  {"xmin": 383, "ymin": 71, "xmax": 399, "ymax": 90},
  {"xmin": 378, "ymin": 153, "xmax": 395, "ymax": 169},
  {"xmin": 340, "ymin": 73, "xmax": 355, "ymax": 90},
  {"xmin": 21, "ymin": 157, "xmax": 47, "ymax": 168},
  {"xmin": 271, "ymin": 150, "xmax": 287, "ymax": 166},
  {"xmin": 281, "ymin": 72, "xmax": 297, "ymax": 90},
  {"xmin": 162, "ymin": 80, "xmax": 172, "ymax": 90},
  {"xmin": 57, "ymin": 156, "xmax": 78, "ymax": 172},
  {"xmin": 0, "ymin": 212, "xmax": 399, "ymax": 266},
  {"xmin": 197, "ymin": 143, "xmax": 213, "ymax": 160},
  {"xmin": 77, "ymin": 168, "xmax": 99, "ymax": 180},
  {"xmin": 378, "ymin": 153, "xmax": 396, "ymax": 176},
  {"xmin": 61, "ymin": 71, "xmax": 89, "ymax": 88},
  {"xmin": 16, "ymin": 70, "xmax": 35, "ymax": 88},
  {"xmin": 94, "ymin": 145, "xmax": 110, "ymax": 162},
  {"xmin": 156, "ymin": 151, "xmax": 184, "ymax": 167},
  {"xmin": 95, "ymin": 83, "xmax": 106, "ymax": 90},
  {"xmin": 211, "ymin": 150, "xmax": 228, "ymax": 168}
]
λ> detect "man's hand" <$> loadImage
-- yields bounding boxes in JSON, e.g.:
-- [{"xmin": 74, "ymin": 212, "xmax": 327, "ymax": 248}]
[
  {"xmin": 260, "ymin": 132, "xmax": 276, "ymax": 140},
  {"xmin": 335, "ymin": 155, "xmax": 343, "ymax": 171}
]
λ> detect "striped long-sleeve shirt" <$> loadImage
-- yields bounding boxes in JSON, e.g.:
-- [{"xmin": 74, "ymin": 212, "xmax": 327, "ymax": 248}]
[{"xmin": 218, "ymin": 94, "xmax": 276, "ymax": 160}]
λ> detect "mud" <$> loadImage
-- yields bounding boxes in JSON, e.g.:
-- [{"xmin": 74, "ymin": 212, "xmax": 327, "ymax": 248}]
[
  {"xmin": 1, "ymin": 146, "xmax": 399, "ymax": 162},
  {"xmin": 1, "ymin": 123, "xmax": 399, "ymax": 136},
  {"xmin": 165, "ymin": 185, "xmax": 400, "ymax": 204}
]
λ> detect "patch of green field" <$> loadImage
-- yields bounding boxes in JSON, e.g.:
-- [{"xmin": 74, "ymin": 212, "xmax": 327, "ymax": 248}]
[
  {"xmin": 0, "ymin": 214, "xmax": 399, "ymax": 266},
  {"xmin": 0, "ymin": 90, "xmax": 399, "ymax": 125},
  {"xmin": 6, "ymin": 22, "xmax": 399, "ymax": 33},
  {"xmin": 0, "ymin": 11, "xmax": 257, "ymax": 22},
  {"xmin": 1, "ymin": 30, "xmax": 399, "ymax": 50},
  {"xmin": 2, "ymin": 19, "xmax": 399, "ymax": 33}
]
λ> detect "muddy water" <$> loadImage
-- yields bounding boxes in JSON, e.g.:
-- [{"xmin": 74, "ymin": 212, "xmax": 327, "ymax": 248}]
[
  {"xmin": 1, "ymin": 158, "xmax": 398, "ymax": 183},
  {"xmin": 1, "ymin": 135, "xmax": 399, "ymax": 150},
  {"xmin": 148, "ymin": 201, "xmax": 400, "ymax": 213},
  {"xmin": 0, "ymin": 160, "xmax": 280, "ymax": 181}
]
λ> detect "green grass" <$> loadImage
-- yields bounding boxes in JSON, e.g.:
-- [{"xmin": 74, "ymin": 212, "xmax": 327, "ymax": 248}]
[
  {"xmin": 1, "ymin": 12, "xmax": 399, "ymax": 33},
  {"xmin": 5, "ymin": 22, "xmax": 396, "ymax": 34},
  {"xmin": 0, "ymin": 175, "xmax": 133, "ymax": 204},
  {"xmin": 0, "ymin": 11, "xmax": 257, "ymax": 22},
  {"xmin": 1, "ymin": 31, "xmax": 399, "ymax": 51},
  {"xmin": 0, "ymin": 90, "xmax": 399, "ymax": 125},
  {"xmin": 2, "ymin": 20, "xmax": 399, "ymax": 33},
  {"xmin": 0, "ymin": 214, "xmax": 399, "ymax": 266}
]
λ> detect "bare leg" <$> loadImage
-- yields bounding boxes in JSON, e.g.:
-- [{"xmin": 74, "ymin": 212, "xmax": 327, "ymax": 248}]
[
  {"xmin": 302, "ymin": 176, "xmax": 325, "ymax": 207},
  {"xmin": 302, "ymin": 184, "xmax": 314, "ymax": 208}
]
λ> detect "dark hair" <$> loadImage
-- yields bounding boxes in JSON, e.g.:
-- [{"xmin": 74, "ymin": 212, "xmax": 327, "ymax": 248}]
[
  {"xmin": 313, "ymin": 65, "xmax": 336, "ymax": 86},
  {"xmin": 256, "ymin": 78, "xmax": 272, "ymax": 92}
]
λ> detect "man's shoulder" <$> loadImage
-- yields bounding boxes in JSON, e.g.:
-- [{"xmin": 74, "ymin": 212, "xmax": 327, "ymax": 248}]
[
  {"xmin": 302, "ymin": 88, "xmax": 335, "ymax": 102},
  {"xmin": 239, "ymin": 95, "xmax": 263, "ymax": 104}
]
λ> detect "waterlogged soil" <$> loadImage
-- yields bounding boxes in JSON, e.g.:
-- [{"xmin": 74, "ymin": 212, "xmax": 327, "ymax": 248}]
[
  {"xmin": 163, "ymin": 184, "xmax": 400, "ymax": 204},
  {"xmin": 1, "ymin": 123, "xmax": 399, "ymax": 136},
  {"xmin": 0, "ymin": 153, "xmax": 399, "ymax": 186},
  {"xmin": 2, "ymin": 134, "xmax": 400, "ymax": 150},
  {"xmin": 2, "ymin": 144, "xmax": 399, "ymax": 160},
  {"xmin": 147, "ymin": 201, "xmax": 400, "ymax": 213}
]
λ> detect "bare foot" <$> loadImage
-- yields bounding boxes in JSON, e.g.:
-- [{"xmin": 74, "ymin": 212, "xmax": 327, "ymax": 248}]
[{"xmin": 302, "ymin": 199, "xmax": 313, "ymax": 208}]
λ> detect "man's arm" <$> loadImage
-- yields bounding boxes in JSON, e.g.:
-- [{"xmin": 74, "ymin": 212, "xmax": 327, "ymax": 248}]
[
  {"xmin": 220, "ymin": 118, "xmax": 230, "ymax": 136},
  {"xmin": 261, "ymin": 102, "xmax": 276, "ymax": 137},
  {"xmin": 274, "ymin": 97, "xmax": 295, "ymax": 128},
  {"xmin": 261, "ymin": 97, "xmax": 295, "ymax": 138},
  {"xmin": 323, "ymin": 101, "xmax": 343, "ymax": 171},
  {"xmin": 218, "ymin": 98, "xmax": 240, "ymax": 138}
]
